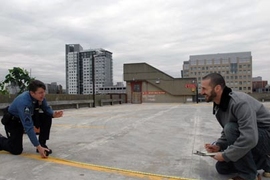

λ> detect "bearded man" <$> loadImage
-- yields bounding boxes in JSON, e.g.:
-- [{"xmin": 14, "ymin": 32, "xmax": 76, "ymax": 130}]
[{"xmin": 201, "ymin": 73, "xmax": 270, "ymax": 180}]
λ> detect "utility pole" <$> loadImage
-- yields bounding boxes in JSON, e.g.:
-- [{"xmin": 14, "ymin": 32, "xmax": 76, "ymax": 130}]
[{"xmin": 92, "ymin": 52, "xmax": 96, "ymax": 107}]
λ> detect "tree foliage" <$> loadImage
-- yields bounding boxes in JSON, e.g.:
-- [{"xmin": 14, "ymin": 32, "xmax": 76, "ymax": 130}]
[
  {"xmin": 0, "ymin": 67, "xmax": 35, "ymax": 95},
  {"xmin": 0, "ymin": 82, "xmax": 8, "ymax": 95}
]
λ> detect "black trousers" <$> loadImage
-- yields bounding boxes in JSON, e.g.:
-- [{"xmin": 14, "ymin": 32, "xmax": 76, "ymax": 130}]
[
  {"xmin": 0, "ymin": 112, "xmax": 52, "ymax": 155},
  {"xmin": 215, "ymin": 122, "xmax": 270, "ymax": 179}
]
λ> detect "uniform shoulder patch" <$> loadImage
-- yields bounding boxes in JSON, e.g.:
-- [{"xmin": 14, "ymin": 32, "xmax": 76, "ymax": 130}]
[{"xmin": 24, "ymin": 107, "xmax": 31, "ymax": 115}]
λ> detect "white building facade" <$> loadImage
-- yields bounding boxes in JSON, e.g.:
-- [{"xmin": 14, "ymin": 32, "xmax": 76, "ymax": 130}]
[{"xmin": 65, "ymin": 44, "xmax": 113, "ymax": 95}]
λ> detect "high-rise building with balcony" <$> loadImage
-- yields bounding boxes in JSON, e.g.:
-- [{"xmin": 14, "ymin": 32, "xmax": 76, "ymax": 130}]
[
  {"xmin": 65, "ymin": 44, "xmax": 113, "ymax": 94},
  {"xmin": 181, "ymin": 52, "xmax": 252, "ymax": 93}
]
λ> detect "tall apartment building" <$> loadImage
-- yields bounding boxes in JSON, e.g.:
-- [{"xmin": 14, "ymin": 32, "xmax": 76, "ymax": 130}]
[
  {"xmin": 182, "ymin": 52, "xmax": 252, "ymax": 93},
  {"xmin": 65, "ymin": 44, "xmax": 113, "ymax": 94}
]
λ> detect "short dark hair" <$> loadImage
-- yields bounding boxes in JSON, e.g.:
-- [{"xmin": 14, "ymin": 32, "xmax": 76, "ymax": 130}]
[
  {"xmin": 28, "ymin": 80, "xmax": 46, "ymax": 92},
  {"xmin": 202, "ymin": 73, "xmax": 226, "ymax": 89}
]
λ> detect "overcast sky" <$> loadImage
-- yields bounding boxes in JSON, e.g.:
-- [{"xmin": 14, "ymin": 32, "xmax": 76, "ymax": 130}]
[{"xmin": 0, "ymin": 0, "xmax": 269, "ymax": 89}]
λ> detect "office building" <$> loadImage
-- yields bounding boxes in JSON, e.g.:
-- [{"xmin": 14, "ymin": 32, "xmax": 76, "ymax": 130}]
[
  {"xmin": 65, "ymin": 44, "xmax": 113, "ymax": 94},
  {"xmin": 252, "ymin": 76, "xmax": 268, "ymax": 93},
  {"xmin": 45, "ymin": 82, "xmax": 63, "ymax": 94},
  {"xmin": 182, "ymin": 52, "xmax": 252, "ymax": 93}
]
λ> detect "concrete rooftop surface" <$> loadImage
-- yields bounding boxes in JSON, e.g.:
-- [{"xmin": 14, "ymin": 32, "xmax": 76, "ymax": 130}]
[{"xmin": 1, "ymin": 102, "xmax": 270, "ymax": 180}]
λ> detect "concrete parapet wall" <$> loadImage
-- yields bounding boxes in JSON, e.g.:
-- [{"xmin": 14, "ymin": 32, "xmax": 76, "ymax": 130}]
[
  {"xmin": 0, "ymin": 93, "xmax": 127, "ymax": 115},
  {"xmin": 250, "ymin": 93, "xmax": 270, "ymax": 102}
]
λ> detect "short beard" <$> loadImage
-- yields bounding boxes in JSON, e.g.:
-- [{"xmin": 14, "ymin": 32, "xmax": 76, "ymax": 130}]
[{"xmin": 205, "ymin": 89, "xmax": 217, "ymax": 102}]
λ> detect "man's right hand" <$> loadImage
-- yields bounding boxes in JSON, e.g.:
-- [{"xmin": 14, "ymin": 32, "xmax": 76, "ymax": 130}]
[
  {"xmin": 36, "ymin": 145, "xmax": 49, "ymax": 158},
  {"xmin": 205, "ymin": 143, "xmax": 220, "ymax": 153}
]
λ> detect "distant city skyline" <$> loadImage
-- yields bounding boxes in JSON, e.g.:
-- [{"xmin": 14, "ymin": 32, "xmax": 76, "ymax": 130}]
[{"xmin": 1, "ymin": 1, "xmax": 269, "ymax": 89}]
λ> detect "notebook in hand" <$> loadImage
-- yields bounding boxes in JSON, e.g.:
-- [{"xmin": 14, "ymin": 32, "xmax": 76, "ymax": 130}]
[{"xmin": 193, "ymin": 150, "xmax": 218, "ymax": 157}]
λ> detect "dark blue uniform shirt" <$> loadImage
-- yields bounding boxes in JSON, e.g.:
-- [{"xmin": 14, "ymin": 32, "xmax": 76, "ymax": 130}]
[{"xmin": 8, "ymin": 91, "xmax": 53, "ymax": 147}]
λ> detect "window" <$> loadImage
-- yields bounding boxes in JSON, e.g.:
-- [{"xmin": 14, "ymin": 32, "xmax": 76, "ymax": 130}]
[
  {"xmin": 133, "ymin": 84, "xmax": 141, "ymax": 92},
  {"xmin": 214, "ymin": 59, "xmax": 221, "ymax": 64},
  {"xmin": 190, "ymin": 60, "xmax": 197, "ymax": 65},
  {"xmin": 198, "ymin": 60, "xmax": 204, "ymax": 65},
  {"xmin": 206, "ymin": 60, "xmax": 212, "ymax": 64},
  {"xmin": 239, "ymin": 57, "xmax": 250, "ymax": 63},
  {"xmin": 222, "ymin": 59, "xmax": 229, "ymax": 64}
]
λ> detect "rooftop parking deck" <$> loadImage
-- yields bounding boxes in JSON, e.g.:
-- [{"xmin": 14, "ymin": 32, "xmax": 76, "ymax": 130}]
[{"xmin": 1, "ymin": 102, "xmax": 270, "ymax": 180}]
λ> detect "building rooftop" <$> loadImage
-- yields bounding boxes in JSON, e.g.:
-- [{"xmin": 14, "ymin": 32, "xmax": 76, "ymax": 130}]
[{"xmin": 1, "ymin": 103, "xmax": 269, "ymax": 180}]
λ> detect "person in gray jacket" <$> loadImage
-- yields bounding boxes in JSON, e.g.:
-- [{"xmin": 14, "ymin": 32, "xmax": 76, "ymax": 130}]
[{"xmin": 202, "ymin": 73, "xmax": 270, "ymax": 180}]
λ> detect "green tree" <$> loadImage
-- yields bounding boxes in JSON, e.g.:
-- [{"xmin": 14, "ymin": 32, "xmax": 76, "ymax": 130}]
[
  {"xmin": 0, "ymin": 82, "xmax": 8, "ymax": 94},
  {"xmin": 0, "ymin": 67, "xmax": 35, "ymax": 95}
]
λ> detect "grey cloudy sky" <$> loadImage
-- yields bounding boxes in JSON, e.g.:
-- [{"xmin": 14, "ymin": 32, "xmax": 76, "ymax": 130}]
[{"xmin": 0, "ymin": 0, "xmax": 269, "ymax": 89}]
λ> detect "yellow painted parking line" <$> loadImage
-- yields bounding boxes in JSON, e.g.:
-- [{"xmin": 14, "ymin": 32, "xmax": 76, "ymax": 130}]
[{"xmin": 0, "ymin": 151, "xmax": 196, "ymax": 180}]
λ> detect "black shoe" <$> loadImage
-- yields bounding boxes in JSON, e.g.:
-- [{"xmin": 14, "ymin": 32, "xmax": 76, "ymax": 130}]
[
  {"xmin": 36, "ymin": 145, "xmax": 52, "ymax": 154},
  {"xmin": 263, "ymin": 171, "xmax": 270, "ymax": 178},
  {"xmin": 228, "ymin": 174, "xmax": 261, "ymax": 180},
  {"xmin": 0, "ymin": 133, "xmax": 3, "ymax": 150}
]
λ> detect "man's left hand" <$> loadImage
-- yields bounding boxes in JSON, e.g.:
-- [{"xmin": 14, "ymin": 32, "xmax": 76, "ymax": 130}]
[
  {"xmin": 213, "ymin": 152, "xmax": 225, "ymax": 161},
  {"xmin": 53, "ymin": 111, "xmax": 63, "ymax": 118}
]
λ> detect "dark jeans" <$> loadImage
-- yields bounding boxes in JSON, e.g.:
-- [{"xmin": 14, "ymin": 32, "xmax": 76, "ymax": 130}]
[
  {"xmin": 216, "ymin": 122, "xmax": 270, "ymax": 180},
  {"xmin": 0, "ymin": 112, "xmax": 52, "ymax": 155}
]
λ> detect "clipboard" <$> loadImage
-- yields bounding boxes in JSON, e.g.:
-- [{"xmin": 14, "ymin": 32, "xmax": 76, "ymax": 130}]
[{"xmin": 193, "ymin": 150, "xmax": 218, "ymax": 157}]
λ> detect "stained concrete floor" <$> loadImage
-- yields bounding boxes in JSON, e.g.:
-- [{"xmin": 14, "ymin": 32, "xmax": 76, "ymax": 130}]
[{"xmin": 1, "ymin": 102, "xmax": 270, "ymax": 180}]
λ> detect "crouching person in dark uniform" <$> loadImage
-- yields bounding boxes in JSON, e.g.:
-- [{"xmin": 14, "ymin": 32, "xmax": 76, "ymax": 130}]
[{"xmin": 0, "ymin": 80, "xmax": 63, "ymax": 158}]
